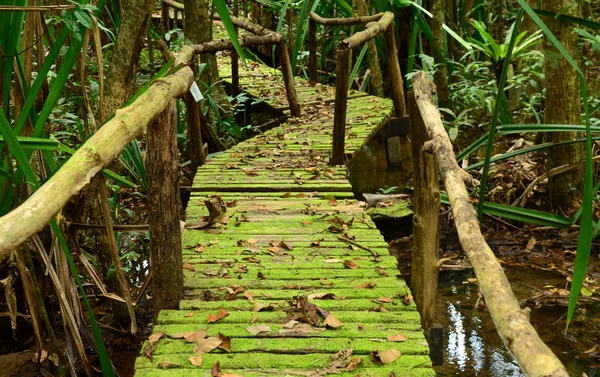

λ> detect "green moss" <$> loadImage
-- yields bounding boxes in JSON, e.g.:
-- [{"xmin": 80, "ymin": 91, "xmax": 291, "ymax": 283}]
[{"xmin": 367, "ymin": 200, "xmax": 413, "ymax": 221}]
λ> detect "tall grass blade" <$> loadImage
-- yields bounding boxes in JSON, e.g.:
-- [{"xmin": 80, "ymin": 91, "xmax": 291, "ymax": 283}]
[
  {"xmin": 516, "ymin": 0, "xmax": 594, "ymax": 330},
  {"xmin": 291, "ymin": 0, "xmax": 311, "ymax": 72},
  {"xmin": 214, "ymin": 0, "xmax": 246, "ymax": 62}
]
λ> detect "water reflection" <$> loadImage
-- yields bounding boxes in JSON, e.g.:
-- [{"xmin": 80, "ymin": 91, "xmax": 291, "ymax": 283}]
[{"xmin": 440, "ymin": 295, "xmax": 524, "ymax": 376}]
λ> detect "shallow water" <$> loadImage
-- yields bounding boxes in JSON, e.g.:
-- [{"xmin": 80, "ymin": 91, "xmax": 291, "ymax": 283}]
[{"xmin": 432, "ymin": 267, "xmax": 600, "ymax": 376}]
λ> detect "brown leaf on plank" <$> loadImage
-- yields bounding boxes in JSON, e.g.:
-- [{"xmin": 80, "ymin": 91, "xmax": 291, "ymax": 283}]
[
  {"xmin": 375, "ymin": 266, "xmax": 389, "ymax": 276},
  {"xmin": 183, "ymin": 263, "xmax": 196, "ymax": 272},
  {"xmin": 167, "ymin": 331, "xmax": 194, "ymax": 339},
  {"xmin": 322, "ymin": 258, "xmax": 342, "ymax": 263},
  {"xmin": 307, "ymin": 292, "xmax": 338, "ymax": 300},
  {"xmin": 246, "ymin": 324, "xmax": 271, "ymax": 335},
  {"xmin": 195, "ymin": 245, "xmax": 205, "ymax": 253},
  {"xmin": 257, "ymin": 271, "xmax": 266, "ymax": 280},
  {"xmin": 323, "ymin": 313, "xmax": 343, "ymax": 328},
  {"xmin": 243, "ymin": 291, "xmax": 254, "ymax": 300},
  {"xmin": 378, "ymin": 297, "xmax": 393, "ymax": 303},
  {"xmin": 278, "ymin": 240, "xmax": 293, "ymax": 250},
  {"xmin": 185, "ymin": 329, "xmax": 207, "ymax": 343},
  {"xmin": 225, "ymin": 200, "xmax": 238, "ymax": 208},
  {"xmin": 387, "ymin": 332, "xmax": 409, "ymax": 342},
  {"xmin": 252, "ymin": 302, "xmax": 273, "ymax": 312},
  {"xmin": 311, "ymin": 238, "xmax": 324, "ymax": 247},
  {"xmin": 344, "ymin": 260, "xmax": 359, "ymax": 269},
  {"xmin": 211, "ymin": 361, "xmax": 221, "ymax": 377},
  {"xmin": 355, "ymin": 281, "xmax": 376, "ymax": 288},
  {"xmin": 207, "ymin": 308, "xmax": 229, "ymax": 323},
  {"xmin": 379, "ymin": 348, "xmax": 402, "ymax": 364},
  {"xmin": 225, "ymin": 286, "xmax": 245, "ymax": 301},
  {"xmin": 148, "ymin": 332, "xmax": 164, "ymax": 344},
  {"xmin": 346, "ymin": 356, "xmax": 362, "ymax": 371},
  {"xmin": 188, "ymin": 355, "xmax": 203, "ymax": 367},
  {"xmin": 216, "ymin": 333, "xmax": 231, "ymax": 352},
  {"xmin": 158, "ymin": 358, "xmax": 181, "ymax": 370},
  {"xmin": 184, "ymin": 312, "xmax": 194, "ymax": 317},
  {"xmin": 193, "ymin": 336, "xmax": 223, "ymax": 354}
]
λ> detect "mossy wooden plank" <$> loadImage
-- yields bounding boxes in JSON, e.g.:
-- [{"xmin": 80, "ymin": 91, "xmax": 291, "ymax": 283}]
[
  {"xmin": 133, "ymin": 354, "xmax": 432, "ymax": 372},
  {"xmin": 179, "ymin": 298, "xmax": 409, "ymax": 312},
  {"xmin": 153, "ymin": 322, "xmax": 425, "ymax": 339},
  {"xmin": 157, "ymin": 309, "xmax": 421, "ymax": 325},
  {"xmin": 181, "ymin": 277, "xmax": 398, "ymax": 289},
  {"xmin": 182, "ymin": 286, "xmax": 409, "ymax": 301},
  {"xmin": 135, "ymin": 352, "xmax": 432, "ymax": 370},
  {"xmin": 183, "ymin": 266, "xmax": 397, "ymax": 280},
  {"xmin": 180, "ymin": 257, "xmax": 396, "ymax": 271},
  {"xmin": 147, "ymin": 337, "xmax": 429, "ymax": 356},
  {"xmin": 136, "ymin": 367, "xmax": 435, "ymax": 377}
]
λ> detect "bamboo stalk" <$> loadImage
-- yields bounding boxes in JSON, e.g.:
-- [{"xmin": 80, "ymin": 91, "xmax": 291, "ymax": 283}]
[{"xmin": 411, "ymin": 71, "xmax": 568, "ymax": 377}]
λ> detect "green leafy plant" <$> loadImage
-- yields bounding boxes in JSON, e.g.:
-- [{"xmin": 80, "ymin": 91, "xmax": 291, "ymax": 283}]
[{"xmin": 467, "ymin": 20, "xmax": 542, "ymax": 82}]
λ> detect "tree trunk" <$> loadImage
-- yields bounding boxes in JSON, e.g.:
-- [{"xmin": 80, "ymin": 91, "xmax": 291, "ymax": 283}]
[
  {"xmin": 543, "ymin": 0, "xmax": 584, "ymax": 211},
  {"xmin": 184, "ymin": 0, "xmax": 233, "ymax": 117},
  {"xmin": 354, "ymin": 0, "xmax": 383, "ymax": 97},
  {"xmin": 103, "ymin": 0, "xmax": 155, "ymax": 119},
  {"xmin": 430, "ymin": 0, "xmax": 451, "ymax": 108}
]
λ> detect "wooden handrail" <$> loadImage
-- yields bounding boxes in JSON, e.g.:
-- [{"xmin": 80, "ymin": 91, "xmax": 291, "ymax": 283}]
[
  {"xmin": 329, "ymin": 11, "xmax": 406, "ymax": 165},
  {"xmin": 161, "ymin": 0, "xmax": 301, "ymax": 117},
  {"xmin": 410, "ymin": 71, "xmax": 569, "ymax": 377},
  {"xmin": 0, "ymin": 66, "xmax": 194, "ymax": 263}
]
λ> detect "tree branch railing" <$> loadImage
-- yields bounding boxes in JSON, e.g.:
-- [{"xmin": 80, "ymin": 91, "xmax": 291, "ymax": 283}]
[
  {"xmin": 0, "ymin": 16, "xmax": 299, "ymax": 312},
  {"xmin": 161, "ymin": 0, "xmax": 301, "ymax": 117},
  {"xmin": 409, "ymin": 71, "xmax": 569, "ymax": 377},
  {"xmin": 308, "ymin": 12, "xmax": 407, "ymax": 165}
]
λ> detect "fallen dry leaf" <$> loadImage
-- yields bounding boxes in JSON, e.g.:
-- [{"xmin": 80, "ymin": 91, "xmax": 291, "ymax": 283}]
[
  {"xmin": 283, "ymin": 320, "xmax": 299, "ymax": 329},
  {"xmin": 188, "ymin": 355, "xmax": 203, "ymax": 367},
  {"xmin": 211, "ymin": 361, "xmax": 221, "ymax": 377},
  {"xmin": 243, "ymin": 291, "xmax": 254, "ymax": 300},
  {"xmin": 344, "ymin": 260, "xmax": 359, "ymax": 269},
  {"xmin": 252, "ymin": 302, "xmax": 272, "ymax": 312},
  {"xmin": 185, "ymin": 329, "xmax": 207, "ymax": 343},
  {"xmin": 526, "ymin": 236, "xmax": 536, "ymax": 251},
  {"xmin": 307, "ymin": 292, "xmax": 338, "ymax": 300},
  {"xmin": 222, "ymin": 374, "xmax": 244, "ymax": 377},
  {"xmin": 323, "ymin": 313, "xmax": 343, "ymax": 328},
  {"xmin": 379, "ymin": 349, "xmax": 401, "ymax": 364},
  {"xmin": 278, "ymin": 240, "xmax": 293, "ymax": 250},
  {"xmin": 183, "ymin": 263, "xmax": 196, "ymax": 272},
  {"xmin": 158, "ymin": 358, "xmax": 181, "ymax": 370},
  {"xmin": 148, "ymin": 332, "xmax": 164, "ymax": 344},
  {"xmin": 355, "ymin": 281, "xmax": 376, "ymax": 288},
  {"xmin": 346, "ymin": 356, "xmax": 362, "ymax": 371},
  {"xmin": 378, "ymin": 297, "xmax": 393, "ymax": 303},
  {"xmin": 216, "ymin": 332, "xmax": 231, "ymax": 352},
  {"xmin": 184, "ymin": 312, "xmax": 194, "ymax": 317},
  {"xmin": 246, "ymin": 324, "xmax": 271, "ymax": 335},
  {"xmin": 193, "ymin": 337, "xmax": 223, "ymax": 354},
  {"xmin": 375, "ymin": 266, "xmax": 389, "ymax": 276},
  {"xmin": 322, "ymin": 258, "xmax": 342, "ymax": 263},
  {"xmin": 167, "ymin": 331, "xmax": 194, "ymax": 339},
  {"xmin": 387, "ymin": 332, "xmax": 409, "ymax": 342},
  {"xmin": 207, "ymin": 308, "xmax": 229, "ymax": 323}
]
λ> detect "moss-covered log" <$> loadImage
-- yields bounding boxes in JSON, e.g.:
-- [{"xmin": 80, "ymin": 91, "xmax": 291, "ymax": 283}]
[{"xmin": 411, "ymin": 71, "xmax": 568, "ymax": 377}]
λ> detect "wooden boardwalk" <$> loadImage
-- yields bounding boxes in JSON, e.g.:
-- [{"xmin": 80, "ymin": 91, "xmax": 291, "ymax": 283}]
[{"xmin": 134, "ymin": 49, "xmax": 434, "ymax": 376}]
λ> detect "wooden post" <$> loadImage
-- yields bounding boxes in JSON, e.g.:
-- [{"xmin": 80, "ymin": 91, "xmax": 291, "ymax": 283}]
[
  {"xmin": 308, "ymin": 17, "xmax": 317, "ymax": 84},
  {"xmin": 161, "ymin": 1, "xmax": 171, "ymax": 43},
  {"xmin": 383, "ymin": 23, "xmax": 406, "ymax": 117},
  {"xmin": 277, "ymin": 41, "xmax": 300, "ymax": 117},
  {"xmin": 184, "ymin": 90, "xmax": 206, "ymax": 177},
  {"xmin": 147, "ymin": 100, "xmax": 183, "ymax": 314},
  {"xmin": 232, "ymin": 0, "xmax": 239, "ymax": 96},
  {"xmin": 331, "ymin": 47, "xmax": 350, "ymax": 165},
  {"xmin": 408, "ymin": 90, "xmax": 439, "ymax": 330}
]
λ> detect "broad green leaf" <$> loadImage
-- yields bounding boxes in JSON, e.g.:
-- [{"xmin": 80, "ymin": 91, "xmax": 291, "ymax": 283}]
[{"xmin": 214, "ymin": 0, "xmax": 246, "ymax": 63}]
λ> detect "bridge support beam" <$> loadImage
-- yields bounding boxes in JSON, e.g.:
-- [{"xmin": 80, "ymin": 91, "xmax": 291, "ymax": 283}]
[{"xmin": 147, "ymin": 99, "xmax": 183, "ymax": 315}]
